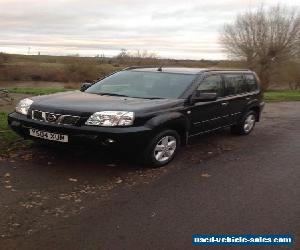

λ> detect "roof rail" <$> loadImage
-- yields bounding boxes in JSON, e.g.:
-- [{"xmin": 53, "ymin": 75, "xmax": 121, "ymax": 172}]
[
  {"xmin": 122, "ymin": 66, "xmax": 158, "ymax": 71},
  {"xmin": 203, "ymin": 68, "xmax": 251, "ymax": 72},
  {"xmin": 122, "ymin": 66, "xmax": 140, "ymax": 70}
]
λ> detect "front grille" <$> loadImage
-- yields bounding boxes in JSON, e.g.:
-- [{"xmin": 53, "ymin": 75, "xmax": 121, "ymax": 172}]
[
  {"xmin": 60, "ymin": 115, "xmax": 80, "ymax": 125},
  {"xmin": 31, "ymin": 110, "xmax": 80, "ymax": 126},
  {"xmin": 32, "ymin": 110, "xmax": 43, "ymax": 120}
]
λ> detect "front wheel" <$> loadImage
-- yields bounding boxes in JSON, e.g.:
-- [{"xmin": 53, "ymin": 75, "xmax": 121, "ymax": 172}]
[
  {"xmin": 143, "ymin": 130, "xmax": 180, "ymax": 167},
  {"xmin": 231, "ymin": 111, "xmax": 256, "ymax": 135}
]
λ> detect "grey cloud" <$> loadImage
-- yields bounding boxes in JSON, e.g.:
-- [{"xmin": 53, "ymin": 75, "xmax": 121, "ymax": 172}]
[{"xmin": 0, "ymin": 0, "xmax": 298, "ymax": 59}]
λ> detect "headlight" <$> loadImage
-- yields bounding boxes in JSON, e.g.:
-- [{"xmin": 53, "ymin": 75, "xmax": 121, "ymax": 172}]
[
  {"xmin": 15, "ymin": 98, "xmax": 33, "ymax": 115},
  {"xmin": 85, "ymin": 111, "xmax": 134, "ymax": 126}
]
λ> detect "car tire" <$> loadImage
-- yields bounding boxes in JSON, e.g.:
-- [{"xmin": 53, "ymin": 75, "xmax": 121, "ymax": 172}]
[
  {"xmin": 143, "ymin": 129, "xmax": 180, "ymax": 167},
  {"xmin": 231, "ymin": 110, "xmax": 256, "ymax": 135}
]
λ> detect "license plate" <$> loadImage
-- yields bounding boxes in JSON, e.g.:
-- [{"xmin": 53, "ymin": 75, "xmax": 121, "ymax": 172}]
[{"xmin": 29, "ymin": 129, "xmax": 68, "ymax": 143}]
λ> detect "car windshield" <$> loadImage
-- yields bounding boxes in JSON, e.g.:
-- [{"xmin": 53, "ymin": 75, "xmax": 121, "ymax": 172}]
[{"xmin": 85, "ymin": 71, "xmax": 196, "ymax": 99}]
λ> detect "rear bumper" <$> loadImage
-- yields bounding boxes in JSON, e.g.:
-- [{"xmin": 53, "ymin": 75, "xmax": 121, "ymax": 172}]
[{"xmin": 8, "ymin": 112, "xmax": 153, "ymax": 148}]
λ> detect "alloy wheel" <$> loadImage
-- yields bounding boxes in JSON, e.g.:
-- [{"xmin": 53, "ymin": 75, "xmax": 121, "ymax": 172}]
[
  {"xmin": 244, "ymin": 114, "xmax": 255, "ymax": 133},
  {"xmin": 153, "ymin": 135, "xmax": 177, "ymax": 162}
]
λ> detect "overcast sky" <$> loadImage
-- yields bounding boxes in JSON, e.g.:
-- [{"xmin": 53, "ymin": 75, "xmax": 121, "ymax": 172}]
[{"xmin": 0, "ymin": 0, "xmax": 299, "ymax": 60}]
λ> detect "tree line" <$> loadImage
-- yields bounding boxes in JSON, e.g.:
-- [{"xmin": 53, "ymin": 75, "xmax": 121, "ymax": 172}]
[{"xmin": 221, "ymin": 5, "xmax": 300, "ymax": 90}]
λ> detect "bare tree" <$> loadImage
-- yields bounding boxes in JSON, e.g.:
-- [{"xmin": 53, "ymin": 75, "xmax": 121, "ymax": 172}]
[
  {"xmin": 220, "ymin": 5, "xmax": 300, "ymax": 89},
  {"xmin": 116, "ymin": 49, "xmax": 159, "ymax": 65},
  {"xmin": 116, "ymin": 48, "xmax": 128, "ymax": 59},
  {"xmin": 116, "ymin": 49, "xmax": 158, "ymax": 59}
]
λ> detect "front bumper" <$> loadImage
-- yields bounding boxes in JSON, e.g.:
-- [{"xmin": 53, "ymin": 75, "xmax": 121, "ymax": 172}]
[
  {"xmin": 8, "ymin": 112, "xmax": 152, "ymax": 148},
  {"xmin": 260, "ymin": 101, "xmax": 265, "ymax": 111}
]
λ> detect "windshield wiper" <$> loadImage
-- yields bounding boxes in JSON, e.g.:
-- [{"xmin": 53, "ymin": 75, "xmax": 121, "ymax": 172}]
[
  {"xmin": 98, "ymin": 92, "xmax": 130, "ymax": 97},
  {"xmin": 144, "ymin": 97, "xmax": 165, "ymax": 99},
  {"xmin": 128, "ymin": 96, "xmax": 165, "ymax": 100},
  {"xmin": 99, "ymin": 92, "xmax": 164, "ymax": 99}
]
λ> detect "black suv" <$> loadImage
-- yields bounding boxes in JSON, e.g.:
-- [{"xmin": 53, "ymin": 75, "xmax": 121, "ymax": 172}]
[{"xmin": 8, "ymin": 67, "xmax": 264, "ymax": 166}]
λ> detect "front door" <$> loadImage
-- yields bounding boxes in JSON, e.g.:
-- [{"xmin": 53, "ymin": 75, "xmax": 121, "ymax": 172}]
[{"xmin": 189, "ymin": 74, "xmax": 228, "ymax": 135}]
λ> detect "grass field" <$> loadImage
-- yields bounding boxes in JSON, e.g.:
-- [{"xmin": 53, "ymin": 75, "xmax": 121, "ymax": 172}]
[
  {"xmin": 7, "ymin": 87, "xmax": 75, "ymax": 95},
  {"xmin": 0, "ymin": 112, "xmax": 21, "ymax": 154},
  {"xmin": 1, "ymin": 53, "xmax": 299, "ymax": 90},
  {"xmin": 0, "ymin": 54, "xmax": 122, "ymax": 83},
  {"xmin": 264, "ymin": 90, "xmax": 300, "ymax": 102},
  {"xmin": 0, "ymin": 53, "xmax": 245, "ymax": 83}
]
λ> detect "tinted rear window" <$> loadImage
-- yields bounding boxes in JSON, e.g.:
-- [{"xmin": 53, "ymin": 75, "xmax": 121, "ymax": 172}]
[
  {"xmin": 223, "ymin": 74, "xmax": 244, "ymax": 95},
  {"xmin": 223, "ymin": 73, "xmax": 258, "ymax": 95},
  {"xmin": 244, "ymin": 74, "xmax": 258, "ymax": 92}
]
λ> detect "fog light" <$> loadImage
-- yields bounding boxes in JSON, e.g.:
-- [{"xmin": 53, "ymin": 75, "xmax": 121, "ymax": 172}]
[
  {"xmin": 11, "ymin": 121, "xmax": 21, "ymax": 127},
  {"xmin": 102, "ymin": 138, "xmax": 115, "ymax": 146},
  {"xmin": 106, "ymin": 138, "xmax": 115, "ymax": 143}
]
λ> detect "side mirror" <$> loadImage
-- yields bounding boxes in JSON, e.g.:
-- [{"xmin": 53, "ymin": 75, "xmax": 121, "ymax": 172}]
[
  {"xmin": 191, "ymin": 90, "xmax": 218, "ymax": 103},
  {"xmin": 80, "ymin": 82, "xmax": 93, "ymax": 92}
]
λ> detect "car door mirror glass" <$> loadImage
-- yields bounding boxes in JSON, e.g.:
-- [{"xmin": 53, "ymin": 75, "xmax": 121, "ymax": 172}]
[{"xmin": 192, "ymin": 90, "xmax": 218, "ymax": 103}]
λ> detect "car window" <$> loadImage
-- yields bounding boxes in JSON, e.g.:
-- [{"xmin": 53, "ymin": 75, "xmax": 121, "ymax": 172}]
[
  {"xmin": 197, "ymin": 74, "xmax": 223, "ymax": 97},
  {"xmin": 245, "ymin": 74, "xmax": 258, "ymax": 92},
  {"xmin": 223, "ymin": 74, "xmax": 244, "ymax": 96}
]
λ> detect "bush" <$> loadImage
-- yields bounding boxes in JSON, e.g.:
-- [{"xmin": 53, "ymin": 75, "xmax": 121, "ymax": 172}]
[
  {"xmin": 0, "ymin": 53, "xmax": 9, "ymax": 66},
  {"xmin": 0, "ymin": 59, "xmax": 119, "ymax": 83}
]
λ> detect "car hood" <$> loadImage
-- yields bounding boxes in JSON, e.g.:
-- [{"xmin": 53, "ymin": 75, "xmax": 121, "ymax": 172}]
[{"xmin": 30, "ymin": 91, "xmax": 184, "ymax": 116}]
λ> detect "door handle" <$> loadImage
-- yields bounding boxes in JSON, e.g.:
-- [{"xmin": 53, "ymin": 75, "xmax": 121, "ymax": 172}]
[{"xmin": 221, "ymin": 102, "xmax": 229, "ymax": 106}]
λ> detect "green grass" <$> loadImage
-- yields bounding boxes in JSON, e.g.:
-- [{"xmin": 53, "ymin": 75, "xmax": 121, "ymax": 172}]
[
  {"xmin": 0, "ymin": 112, "xmax": 21, "ymax": 154},
  {"xmin": 264, "ymin": 90, "xmax": 300, "ymax": 102},
  {"xmin": 7, "ymin": 87, "xmax": 76, "ymax": 95}
]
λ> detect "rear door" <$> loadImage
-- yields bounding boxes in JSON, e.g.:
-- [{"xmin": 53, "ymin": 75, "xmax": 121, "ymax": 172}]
[
  {"xmin": 221, "ymin": 73, "xmax": 251, "ymax": 125},
  {"xmin": 190, "ymin": 73, "xmax": 228, "ymax": 135}
]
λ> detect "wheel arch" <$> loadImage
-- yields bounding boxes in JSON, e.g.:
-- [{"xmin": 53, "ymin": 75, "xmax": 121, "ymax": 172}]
[
  {"xmin": 249, "ymin": 106, "xmax": 260, "ymax": 121},
  {"xmin": 145, "ymin": 112, "xmax": 190, "ymax": 146},
  {"xmin": 243, "ymin": 99, "xmax": 261, "ymax": 122}
]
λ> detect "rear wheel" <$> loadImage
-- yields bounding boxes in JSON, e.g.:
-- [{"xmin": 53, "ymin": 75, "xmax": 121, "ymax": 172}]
[
  {"xmin": 143, "ymin": 130, "xmax": 180, "ymax": 167},
  {"xmin": 231, "ymin": 111, "xmax": 256, "ymax": 135}
]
